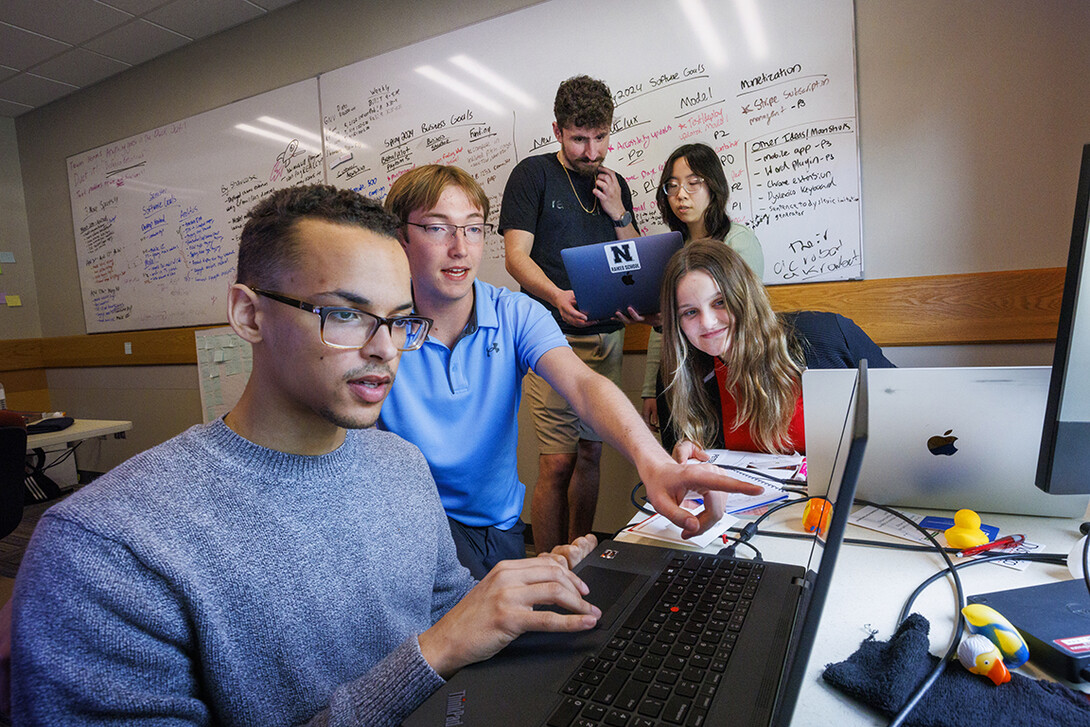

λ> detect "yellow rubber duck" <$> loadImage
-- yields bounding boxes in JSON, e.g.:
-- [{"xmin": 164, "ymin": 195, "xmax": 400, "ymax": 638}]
[{"xmin": 944, "ymin": 509, "xmax": 989, "ymax": 549}]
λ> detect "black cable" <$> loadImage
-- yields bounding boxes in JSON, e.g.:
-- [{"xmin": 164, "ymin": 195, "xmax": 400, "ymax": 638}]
[
  {"xmin": 629, "ymin": 481, "xmax": 656, "ymax": 516},
  {"xmin": 842, "ymin": 500, "xmax": 964, "ymax": 727},
  {"xmin": 752, "ymin": 527, "xmax": 965, "ymax": 553},
  {"xmin": 898, "ymin": 551, "xmax": 1068, "ymax": 625},
  {"xmin": 718, "ymin": 535, "xmax": 762, "ymax": 560},
  {"xmin": 1082, "ymin": 533, "xmax": 1090, "ymax": 599},
  {"xmin": 42, "ymin": 441, "xmax": 82, "ymax": 472}
]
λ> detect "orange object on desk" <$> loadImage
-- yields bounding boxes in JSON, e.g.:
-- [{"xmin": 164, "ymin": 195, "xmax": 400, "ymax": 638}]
[{"xmin": 803, "ymin": 498, "xmax": 832, "ymax": 535}]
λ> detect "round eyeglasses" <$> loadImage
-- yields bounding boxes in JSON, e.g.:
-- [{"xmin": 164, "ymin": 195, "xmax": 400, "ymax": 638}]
[
  {"xmin": 404, "ymin": 221, "xmax": 495, "ymax": 244},
  {"xmin": 662, "ymin": 178, "xmax": 707, "ymax": 197},
  {"xmin": 251, "ymin": 288, "xmax": 432, "ymax": 351}
]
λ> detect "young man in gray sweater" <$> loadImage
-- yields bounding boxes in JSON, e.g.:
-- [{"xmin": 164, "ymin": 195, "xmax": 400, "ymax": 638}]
[{"xmin": 10, "ymin": 185, "xmax": 599, "ymax": 726}]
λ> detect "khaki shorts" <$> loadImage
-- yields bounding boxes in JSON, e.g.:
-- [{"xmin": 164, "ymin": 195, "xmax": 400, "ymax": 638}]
[{"xmin": 526, "ymin": 329, "xmax": 625, "ymax": 454}]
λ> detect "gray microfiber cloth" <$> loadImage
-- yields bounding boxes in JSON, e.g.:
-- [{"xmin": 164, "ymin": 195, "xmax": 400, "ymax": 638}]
[{"xmin": 822, "ymin": 613, "xmax": 1090, "ymax": 726}]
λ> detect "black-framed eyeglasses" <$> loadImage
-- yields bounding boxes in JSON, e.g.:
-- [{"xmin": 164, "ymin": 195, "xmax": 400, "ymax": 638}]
[
  {"xmin": 251, "ymin": 288, "xmax": 432, "ymax": 351},
  {"xmin": 404, "ymin": 221, "xmax": 495, "ymax": 244},
  {"xmin": 662, "ymin": 178, "xmax": 706, "ymax": 197}
]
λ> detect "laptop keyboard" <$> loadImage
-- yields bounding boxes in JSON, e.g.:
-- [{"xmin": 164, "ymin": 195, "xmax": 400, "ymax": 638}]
[{"xmin": 547, "ymin": 553, "xmax": 764, "ymax": 727}]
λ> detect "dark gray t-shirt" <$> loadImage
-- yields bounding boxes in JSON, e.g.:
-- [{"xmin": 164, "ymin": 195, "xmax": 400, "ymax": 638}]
[{"xmin": 499, "ymin": 152, "xmax": 634, "ymax": 335}]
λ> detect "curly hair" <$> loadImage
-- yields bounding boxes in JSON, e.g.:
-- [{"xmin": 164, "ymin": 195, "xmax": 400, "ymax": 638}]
[
  {"xmin": 660, "ymin": 239, "xmax": 803, "ymax": 452},
  {"xmin": 385, "ymin": 164, "xmax": 490, "ymax": 224},
  {"xmin": 656, "ymin": 143, "xmax": 733, "ymax": 240},
  {"xmin": 236, "ymin": 184, "xmax": 400, "ymax": 288},
  {"xmin": 554, "ymin": 75, "xmax": 614, "ymax": 130}
]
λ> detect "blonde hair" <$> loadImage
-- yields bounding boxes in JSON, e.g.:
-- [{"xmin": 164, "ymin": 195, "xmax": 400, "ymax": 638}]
[
  {"xmin": 385, "ymin": 164, "xmax": 489, "ymax": 223},
  {"xmin": 660, "ymin": 239, "xmax": 803, "ymax": 452}
]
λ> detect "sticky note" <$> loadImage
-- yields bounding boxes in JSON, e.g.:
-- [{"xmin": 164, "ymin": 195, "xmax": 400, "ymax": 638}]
[
  {"xmin": 212, "ymin": 349, "xmax": 225, "ymax": 363},
  {"xmin": 5, "ymin": 295, "xmax": 21, "ymax": 307},
  {"xmin": 0, "ymin": 252, "xmax": 14, "ymax": 264}
]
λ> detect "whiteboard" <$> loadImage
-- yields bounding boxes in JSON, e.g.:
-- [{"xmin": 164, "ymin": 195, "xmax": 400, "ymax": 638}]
[
  {"xmin": 318, "ymin": 0, "xmax": 861, "ymax": 290},
  {"xmin": 67, "ymin": 79, "xmax": 323, "ymax": 333},
  {"xmin": 65, "ymin": 0, "xmax": 862, "ymax": 334}
]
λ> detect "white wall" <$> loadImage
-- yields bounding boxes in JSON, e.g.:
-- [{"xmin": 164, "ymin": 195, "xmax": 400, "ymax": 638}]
[
  {"xmin": 855, "ymin": 0, "xmax": 1090, "ymax": 278},
  {"xmin": 6, "ymin": 0, "xmax": 1090, "ymax": 533},
  {"xmin": 0, "ymin": 117, "xmax": 39, "ymax": 339}
]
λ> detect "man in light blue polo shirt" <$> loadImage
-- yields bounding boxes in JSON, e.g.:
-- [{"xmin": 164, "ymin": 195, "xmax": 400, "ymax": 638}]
[{"xmin": 380, "ymin": 165, "xmax": 761, "ymax": 577}]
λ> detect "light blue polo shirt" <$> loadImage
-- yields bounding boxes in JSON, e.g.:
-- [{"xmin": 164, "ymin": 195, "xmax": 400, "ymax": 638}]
[{"xmin": 379, "ymin": 279, "xmax": 569, "ymax": 529}]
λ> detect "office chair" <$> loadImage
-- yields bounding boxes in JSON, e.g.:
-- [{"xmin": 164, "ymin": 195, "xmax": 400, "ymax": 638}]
[{"xmin": 0, "ymin": 412, "xmax": 26, "ymax": 540}]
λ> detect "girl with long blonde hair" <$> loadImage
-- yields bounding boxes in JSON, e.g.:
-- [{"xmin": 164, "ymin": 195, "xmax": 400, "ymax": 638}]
[{"xmin": 657, "ymin": 239, "xmax": 893, "ymax": 457}]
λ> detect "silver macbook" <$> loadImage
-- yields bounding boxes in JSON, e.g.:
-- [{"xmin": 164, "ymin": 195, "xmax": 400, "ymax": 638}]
[
  {"xmin": 560, "ymin": 231, "xmax": 683, "ymax": 321},
  {"xmin": 804, "ymin": 366, "xmax": 1090, "ymax": 518}
]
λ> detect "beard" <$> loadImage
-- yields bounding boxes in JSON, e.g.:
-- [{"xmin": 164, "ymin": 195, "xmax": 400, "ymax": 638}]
[
  {"xmin": 570, "ymin": 157, "xmax": 604, "ymax": 176},
  {"xmin": 319, "ymin": 404, "xmax": 380, "ymax": 430}
]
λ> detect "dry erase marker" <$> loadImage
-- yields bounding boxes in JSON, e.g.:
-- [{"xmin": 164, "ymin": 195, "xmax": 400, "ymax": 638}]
[{"xmin": 959, "ymin": 534, "xmax": 1025, "ymax": 557}]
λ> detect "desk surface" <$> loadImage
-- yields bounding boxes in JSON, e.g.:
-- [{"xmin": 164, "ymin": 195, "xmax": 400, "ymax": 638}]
[
  {"xmin": 26, "ymin": 418, "xmax": 133, "ymax": 450},
  {"xmin": 619, "ymin": 506, "xmax": 1088, "ymax": 725}
]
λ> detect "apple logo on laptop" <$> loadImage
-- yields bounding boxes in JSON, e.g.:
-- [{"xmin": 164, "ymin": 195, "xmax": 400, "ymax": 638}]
[
  {"xmin": 621, "ymin": 273, "xmax": 635, "ymax": 286},
  {"xmin": 927, "ymin": 429, "xmax": 958, "ymax": 456}
]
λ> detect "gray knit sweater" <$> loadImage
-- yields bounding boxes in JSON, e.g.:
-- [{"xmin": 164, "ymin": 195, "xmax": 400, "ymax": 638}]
[{"xmin": 12, "ymin": 420, "xmax": 476, "ymax": 726}]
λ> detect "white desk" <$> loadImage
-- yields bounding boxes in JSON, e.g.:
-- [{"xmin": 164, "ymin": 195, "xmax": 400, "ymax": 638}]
[
  {"xmin": 619, "ymin": 505, "xmax": 1089, "ymax": 725},
  {"xmin": 26, "ymin": 418, "xmax": 132, "ymax": 451},
  {"xmin": 25, "ymin": 419, "xmax": 132, "ymax": 500}
]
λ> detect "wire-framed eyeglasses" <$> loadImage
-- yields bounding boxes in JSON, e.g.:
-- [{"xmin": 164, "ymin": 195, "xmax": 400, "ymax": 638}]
[
  {"xmin": 404, "ymin": 221, "xmax": 495, "ymax": 244},
  {"xmin": 251, "ymin": 288, "xmax": 432, "ymax": 351},
  {"xmin": 661, "ymin": 178, "xmax": 707, "ymax": 197}
]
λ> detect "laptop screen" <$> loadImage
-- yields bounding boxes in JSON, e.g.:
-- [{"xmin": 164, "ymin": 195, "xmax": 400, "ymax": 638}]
[{"xmin": 773, "ymin": 361, "xmax": 868, "ymax": 725}]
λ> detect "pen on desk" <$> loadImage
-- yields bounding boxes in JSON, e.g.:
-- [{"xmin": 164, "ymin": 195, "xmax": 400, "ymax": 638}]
[{"xmin": 959, "ymin": 534, "xmax": 1025, "ymax": 557}]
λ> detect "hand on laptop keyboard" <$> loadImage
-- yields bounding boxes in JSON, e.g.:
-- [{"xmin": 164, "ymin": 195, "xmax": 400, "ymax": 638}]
[{"xmin": 418, "ymin": 536, "xmax": 602, "ymax": 678}]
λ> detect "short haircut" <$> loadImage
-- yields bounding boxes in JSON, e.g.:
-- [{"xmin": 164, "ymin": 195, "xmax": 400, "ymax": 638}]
[
  {"xmin": 554, "ymin": 75, "xmax": 614, "ymax": 131},
  {"xmin": 236, "ymin": 184, "xmax": 400, "ymax": 288},
  {"xmin": 657, "ymin": 143, "xmax": 733, "ymax": 240},
  {"xmin": 384, "ymin": 165, "xmax": 490, "ymax": 224}
]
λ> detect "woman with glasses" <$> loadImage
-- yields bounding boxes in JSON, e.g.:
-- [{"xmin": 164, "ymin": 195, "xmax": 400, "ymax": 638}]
[
  {"xmin": 640, "ymin": 143, "xmax": 764, "ymax": 431},
  {"xmin": 656, "ymin": 240, "xmax": 892, "ymax": 458}
]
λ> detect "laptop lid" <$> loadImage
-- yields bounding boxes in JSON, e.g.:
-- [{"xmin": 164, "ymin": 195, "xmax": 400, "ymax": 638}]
[
  {"xmin": 405, "ymin": 365, "xmax": 868, "ymax": 727},
  {"xmin": 804, "ymin": 366, "xmax": 1090, "ymax": 518},
  {"xmin": 774, "ymin": 361, "xmax": 867, "ymax": 726},
  {"xmin": 560, "ymin": 231, "xmax": 683, "ymax": 321}
]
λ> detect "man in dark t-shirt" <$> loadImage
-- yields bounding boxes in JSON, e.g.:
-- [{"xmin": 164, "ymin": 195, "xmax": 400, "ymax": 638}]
[{"xmin": 500, "ymin": 75, "xmax": 638, "ymax": 554}]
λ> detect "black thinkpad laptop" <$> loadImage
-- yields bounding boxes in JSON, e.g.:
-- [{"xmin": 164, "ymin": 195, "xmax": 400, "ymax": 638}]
[{"xmin": 405, "ymin": 363, "xmax": 869, "ymax": 727}]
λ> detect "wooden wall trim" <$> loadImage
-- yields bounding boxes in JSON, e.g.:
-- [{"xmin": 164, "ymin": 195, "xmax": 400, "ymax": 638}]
[
  {"xmin": 0, "ymin": 337, "xmax": 44, "ymax": 372},
  {"xmin": 625, "ymin": 267, "xmax": 1065, "ymax": 352},
  {"xmin": 36, "ymin": 326, "xmax": 220, "ymax": 368},
  {"xmin": 1, "ymin": 268, "xmax": 1067, "ymax": 367}
]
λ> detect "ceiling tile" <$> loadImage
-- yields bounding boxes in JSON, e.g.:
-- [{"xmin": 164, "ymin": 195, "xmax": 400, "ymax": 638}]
[
  {"xmin": 0, "ymin": 96, "xmax": 33, "ymax": 117},
  {"xmin": 146, "ymin": 0, "xmax": 264, "ymax": 41},
  {"xmin": 248, "ymin": 0, "xmax": 299, "ymax": 10},
  {"xmin": 0, "ymin": 22, "xmax": 71, "ymax": 70},
  {"xmin": 0, "ymin": 0, "xmax": 132, "ymax": 45},
  {"xmin": 83, "ymin": 18, "xmax": 190, "ymax": 66},
  {"xmin": 0, "ymin": 64, "xmax": 17, "ymax": 83},
  {"xmin": 33, "ymin": 48, "xmax": 131, "ymax": 88},
  {"xmin": 0, "ymin": 72, "xmax": 77, "ymax": 108},
  {"xmin": 96, "ymin": 0, "xmax": 172, "ymax": 14}
]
